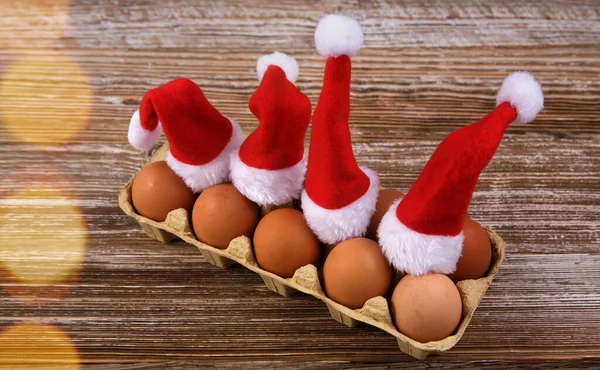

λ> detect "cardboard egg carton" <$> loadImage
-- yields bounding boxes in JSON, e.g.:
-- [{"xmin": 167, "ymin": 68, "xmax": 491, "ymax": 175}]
[{"xmin": 119, "ymin": 144, "xmax": 506, "ymax": 360}]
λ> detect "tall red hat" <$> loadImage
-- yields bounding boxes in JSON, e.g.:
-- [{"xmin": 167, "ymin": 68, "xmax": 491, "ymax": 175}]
[
  {"xmin": 230, "ymin": 52, "xmax": 312, "ymax": 206},
  {"xmin": 127, "ymin": 78, "xmax": 244, "ymax": 192},
  {"xmin": 378, "ymin": 72, "xmax": 544, "ymax": 275},
  {"xmin": 301, "ymin": 14, "xmax": 379, "ymax": 244}
]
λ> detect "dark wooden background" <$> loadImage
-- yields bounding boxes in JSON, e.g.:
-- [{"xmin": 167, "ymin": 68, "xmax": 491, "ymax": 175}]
[{"xmin": 0, "ymin": 0, "xmax": 598, "ymax": 368}]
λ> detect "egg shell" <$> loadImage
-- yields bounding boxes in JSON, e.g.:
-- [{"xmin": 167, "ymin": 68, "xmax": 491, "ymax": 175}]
[
  {"xmin": 191, "ymin": 184, "xmax": 259, "ymax": 249},
  {"xmin": 391, "ymin": 274, "xmax": 462, "ymax": 343},
  {"xmin": 367, "ymin": 188, "xmax": 404, "ymax": 240},
  {"xmin": 253, "ymin": 208, "xmax": 321, "ymax": 278},
  {"xmin": 131, "ymin": 161, "xmax": 196, "ymax": 222},
  {"xmin": 323, "ymin": 238, "xmax": 392, "ymax": 309},
  {"xmin": 449, "ymin": 218, "xmax": 492, "ymax": 282}
]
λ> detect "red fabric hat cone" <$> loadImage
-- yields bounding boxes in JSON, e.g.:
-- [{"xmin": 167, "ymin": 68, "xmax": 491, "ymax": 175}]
[
  {"xmin": 378, "ymin": 72, "xmax": 544, "ymax": 275},
  {"xmin": 301, "ymin": 14, "xmax": 379, "ymax": 244},
  {"xmin": 127, "ymin": 78, "xmax": 243, "ymax": 192},
  {"xmin": 230, "ymin": 52, "xmax": 312, "ymax": 206}
]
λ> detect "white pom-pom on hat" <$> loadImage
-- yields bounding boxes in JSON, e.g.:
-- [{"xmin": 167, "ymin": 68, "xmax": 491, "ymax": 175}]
[
  {"xmin": 128, "ymin": 110, "xmax": 163, "ymax": 151},
  {"xmin": 257, "ymin": 51, "xmax": 299, "ymax": 83},
  {"xmin": 314, "ymin": 14, "xmax": 363, "ymax": 58},
  {"xmin": 496, "ymin": 72, "xmax": 544, "ymax": 124}
]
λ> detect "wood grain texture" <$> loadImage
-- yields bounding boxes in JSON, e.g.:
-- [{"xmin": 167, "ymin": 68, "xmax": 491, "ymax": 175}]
[{"xmin": 0, "ymin": 0, "xmax": 599, "ymax": 368}]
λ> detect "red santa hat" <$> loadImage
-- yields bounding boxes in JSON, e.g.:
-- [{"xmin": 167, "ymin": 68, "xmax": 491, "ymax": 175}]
[
  {"xmin": 127, "ymin": 78, "xmax": 244, "ymax": 192},
  {"xmin": 301, "ymin": 14, "xmax": 379, "ymax": 244},
  {"xmin": 378, "ymin": 72, "xmax": 544, "ymax": 275},
  {"xmin": 230, "ymin": 52, "xmax": 312, "ymax": 206}
]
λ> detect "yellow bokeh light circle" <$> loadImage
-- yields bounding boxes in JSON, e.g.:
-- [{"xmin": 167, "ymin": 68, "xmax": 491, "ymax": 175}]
[
  {"xmin": 0, "ymin": 186, "xmax": 87, "ymax": 286},
  {"xmin": 0, "ymin": 53, "xmax": 93, "ymax": 144},
  {"xmin": 0, "ymin": 322, "xmax": 80, "ymax": 369},
  {"xmin": 0, "ymin": 0, "xmax": 70, "ymax": 48}
]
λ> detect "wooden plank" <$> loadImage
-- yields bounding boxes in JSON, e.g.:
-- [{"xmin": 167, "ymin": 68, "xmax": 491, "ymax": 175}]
[{"xmin": 0, "ymin": 0, "xmax": 599, "ymax": 367}]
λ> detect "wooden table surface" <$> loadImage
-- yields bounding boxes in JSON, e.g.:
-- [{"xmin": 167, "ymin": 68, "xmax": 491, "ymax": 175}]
[{"xmin": 0, "ymin": 0, "xmax": 599, "ymax": 368}]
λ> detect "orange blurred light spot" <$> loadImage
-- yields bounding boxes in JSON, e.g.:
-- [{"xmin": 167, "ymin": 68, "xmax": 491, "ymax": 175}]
[
  {"xmin": 0, "ymin": 0, "xmax": 70, "ymax": 48},
  {"xmin": 0, "ymin": 322, "xmax": 80, "ymax": 369},
  {"xmin": 0, "ymin": 53, "xmax": 93, "ymax": 144},
  {"xmin": 0, "ymin": 187, "xmax": 87, "ymax": 286}
]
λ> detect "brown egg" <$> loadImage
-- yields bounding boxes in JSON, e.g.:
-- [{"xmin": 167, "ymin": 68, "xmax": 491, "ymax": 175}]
[
  {"xmin": 367, "ymin": 188, "xmax": 404, "ymax": 240},
  {"xmin": 192, "ymin": 184, "xmax": 259, "ymax": 249},
  {"xmin": 391, "ymin": 274, "xmax": 462, "ymax": 343},
  {"xmin": 448, "ymin": 218, "xmax": 492, "ymax": 282},
  {"xmin": 131, "ymin": 161, "xmax": 196, "ymax": 222},
  {"xmin": 323, "ymin": 238, "xmax": 392, "ymax": 309},
  {"xmin": 253, "ymin": 208, "xmax": 320, "ymax": 278}
]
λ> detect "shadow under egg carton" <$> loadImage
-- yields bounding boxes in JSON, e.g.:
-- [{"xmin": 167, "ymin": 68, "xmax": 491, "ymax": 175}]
[{"xmin": 119, "ymin": 143, "xmax": 506, "ymax": 360}]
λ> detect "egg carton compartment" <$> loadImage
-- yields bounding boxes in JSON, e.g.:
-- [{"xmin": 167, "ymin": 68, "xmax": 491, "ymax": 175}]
[{"xmin": 119, "ymin": 143, "xmax": 506, "ymax": 360}]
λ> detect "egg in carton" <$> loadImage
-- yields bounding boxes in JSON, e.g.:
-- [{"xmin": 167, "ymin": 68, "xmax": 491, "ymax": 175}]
[{"xmin": 118, "ymin": 142, "xmax": 506, "ymax": 360}]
